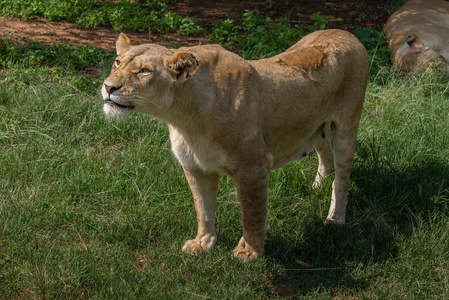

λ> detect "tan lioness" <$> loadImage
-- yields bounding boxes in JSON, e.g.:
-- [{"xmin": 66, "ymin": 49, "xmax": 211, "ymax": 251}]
[
  {"xmin": 385, "ymin": 0, "xmax": 449, "ymax": 72},
  {"xmin": 102, "ymin": 30, "xmax": 369, "ymax": 259}
]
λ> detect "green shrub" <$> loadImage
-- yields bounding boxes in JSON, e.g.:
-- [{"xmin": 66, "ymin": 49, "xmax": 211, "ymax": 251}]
[
  {"xmin": 210, "ymin": 10, "xmax": 307, "ymax": 59},
  {"xmin": 0, "ymin": 0, "xmax": 203, "ymax": 34},
  {"xmin": 353, "ymin": 26, "xmax": 390, "ymax": 78},
  {"xmin": 310, "ymin": 12, "xmax": 329, "ymax": 30}
]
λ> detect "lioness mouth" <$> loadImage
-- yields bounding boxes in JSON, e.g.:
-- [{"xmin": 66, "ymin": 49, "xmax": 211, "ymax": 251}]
[{"xmin": 105, "ymin": 99, "xmax": 135, "ymax": 110}]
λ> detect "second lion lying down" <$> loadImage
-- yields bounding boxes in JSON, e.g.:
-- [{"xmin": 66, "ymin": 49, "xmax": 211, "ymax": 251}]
[{"xmin": 102, "ymin": 29, "xmax": 369, "ymax": 259}]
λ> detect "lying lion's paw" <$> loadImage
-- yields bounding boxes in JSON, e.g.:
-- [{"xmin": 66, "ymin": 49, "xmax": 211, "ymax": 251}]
[
  {"xmin": 182, "ymin": 234, "xmax": 216, "ymax": 254},
  {"xmin": 232, "ymin": 237, "xmax": 263, "ymax": 260}
]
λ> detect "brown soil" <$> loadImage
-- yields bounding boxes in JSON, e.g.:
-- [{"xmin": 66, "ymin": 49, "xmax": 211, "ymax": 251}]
[{"xmin": 0, "ymin": 0, "xmax": 393, "ymax": 51}]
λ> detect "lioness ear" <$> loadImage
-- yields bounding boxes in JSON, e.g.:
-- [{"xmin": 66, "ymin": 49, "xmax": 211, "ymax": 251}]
[
  {"xmin": 116, "ymin": 33, "xmax": 132, "ymax": 56},
  {"xmin": 164, "ymin": 52, "xmax": 199, "ymax": 85}
]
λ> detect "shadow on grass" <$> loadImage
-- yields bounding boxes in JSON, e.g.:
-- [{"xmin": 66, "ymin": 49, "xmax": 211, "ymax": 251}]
[
  {"xmin": 261, "ymin": 220, "xmax": 396, "ymax": 295},
  {"xmin": 259, "ymin": 144, "xmax": 449, "ymax": 296}
]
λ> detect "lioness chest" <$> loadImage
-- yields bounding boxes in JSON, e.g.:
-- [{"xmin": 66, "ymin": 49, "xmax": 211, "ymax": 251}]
[{"xmin": 169, "ymin": 125, "xmax": 231, "ymax": 174}]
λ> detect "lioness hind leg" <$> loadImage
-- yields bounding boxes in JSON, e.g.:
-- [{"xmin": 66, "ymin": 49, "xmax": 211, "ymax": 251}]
[
  {"xmin": 182, "ymin": 168, "xmax": 219, "ymax": 254},
  {"xmin": 313, "ymin": 122, "xmax": 334, "ymax": 188},
  {"xmin": 326, "ymin": 125, "xmax": 357, "ymax": 224}
]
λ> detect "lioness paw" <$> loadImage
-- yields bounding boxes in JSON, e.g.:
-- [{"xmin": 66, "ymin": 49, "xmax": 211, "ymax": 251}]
[
  {"xmin": 232, "ymin": 237, "xmax": 263, "ymax": 260},
  {"xmin": 233, "ymin": 246, "xmax": 262, "ymax": 260},
  {"xmin": 182, "ymin": 234, "xmax": 216, "ymax": 254}
]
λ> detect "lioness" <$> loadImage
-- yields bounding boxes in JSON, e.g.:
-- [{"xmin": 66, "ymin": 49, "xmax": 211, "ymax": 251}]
[
  {"xmin": 102, "ymin": 30, "xmax": 369, "ymax": 259},
  {"xmin": 384, "ymin": 0, "xmax": 449, "ymax": 72}
]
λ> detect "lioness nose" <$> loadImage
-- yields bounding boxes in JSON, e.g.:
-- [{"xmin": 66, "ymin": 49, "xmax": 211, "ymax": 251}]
[{"xmin": 104, "ymin": 84, "xmax": 122, "ymax": 94}]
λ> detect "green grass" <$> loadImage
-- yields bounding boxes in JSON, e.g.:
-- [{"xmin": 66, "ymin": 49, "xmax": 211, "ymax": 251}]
[{"xmin": 1, "ymin": 7, "xmax": 449, "ymax": 299}]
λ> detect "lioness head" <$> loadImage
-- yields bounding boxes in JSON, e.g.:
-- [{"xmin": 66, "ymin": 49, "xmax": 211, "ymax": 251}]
[{"xmin": 102, "ymin": 33, "xmax": 199, "ymax": 120}]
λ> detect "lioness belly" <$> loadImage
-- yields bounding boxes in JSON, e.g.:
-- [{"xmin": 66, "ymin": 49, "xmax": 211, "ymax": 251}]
[{"xmin": 270, "ymin": 124, "xmax": 324, "ymax": 169}]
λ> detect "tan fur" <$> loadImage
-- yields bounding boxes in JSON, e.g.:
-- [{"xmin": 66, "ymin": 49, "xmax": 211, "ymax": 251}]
[
  {"xmin": 275, "ymin": 45, "xmax": 328, "ymax": 72},
  {"xmin": 101, "ymin": 29, "xmax": 369, "ymax": 259},
  {"xmin": 384, "ymin": 0, "xmax": 449, "ymax": 72}
]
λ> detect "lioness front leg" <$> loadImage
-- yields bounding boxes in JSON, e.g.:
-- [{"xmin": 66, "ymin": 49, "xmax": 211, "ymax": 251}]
[
  {"xmin": 232, "ymin": 166, "xmax": 270, "ymax": 260},
  {"xmin": 182, "ymin": 168, "xmax": 219, "ymax": 254}
]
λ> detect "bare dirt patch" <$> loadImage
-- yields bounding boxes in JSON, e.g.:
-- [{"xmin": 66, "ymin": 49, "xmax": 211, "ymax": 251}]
[{"xmin": 0, "ymin": 17, "xmax": 207, "ymax": 50}]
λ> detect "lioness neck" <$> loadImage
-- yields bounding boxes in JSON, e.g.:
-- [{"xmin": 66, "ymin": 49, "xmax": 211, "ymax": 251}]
[{"xmin": 161, "ymin": 79, "xmax": 209, "ymax": 132}]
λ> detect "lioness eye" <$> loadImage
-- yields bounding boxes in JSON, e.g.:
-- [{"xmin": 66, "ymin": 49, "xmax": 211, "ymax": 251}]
[{"xmin": 114, "ymin": 60, "xmax": 120, "ymax": 68}]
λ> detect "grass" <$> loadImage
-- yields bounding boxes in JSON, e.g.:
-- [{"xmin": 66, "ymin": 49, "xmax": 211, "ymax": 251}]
[{"xmin": 1, "ymin": 6, "xmax": 449, "ymax": 300}]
